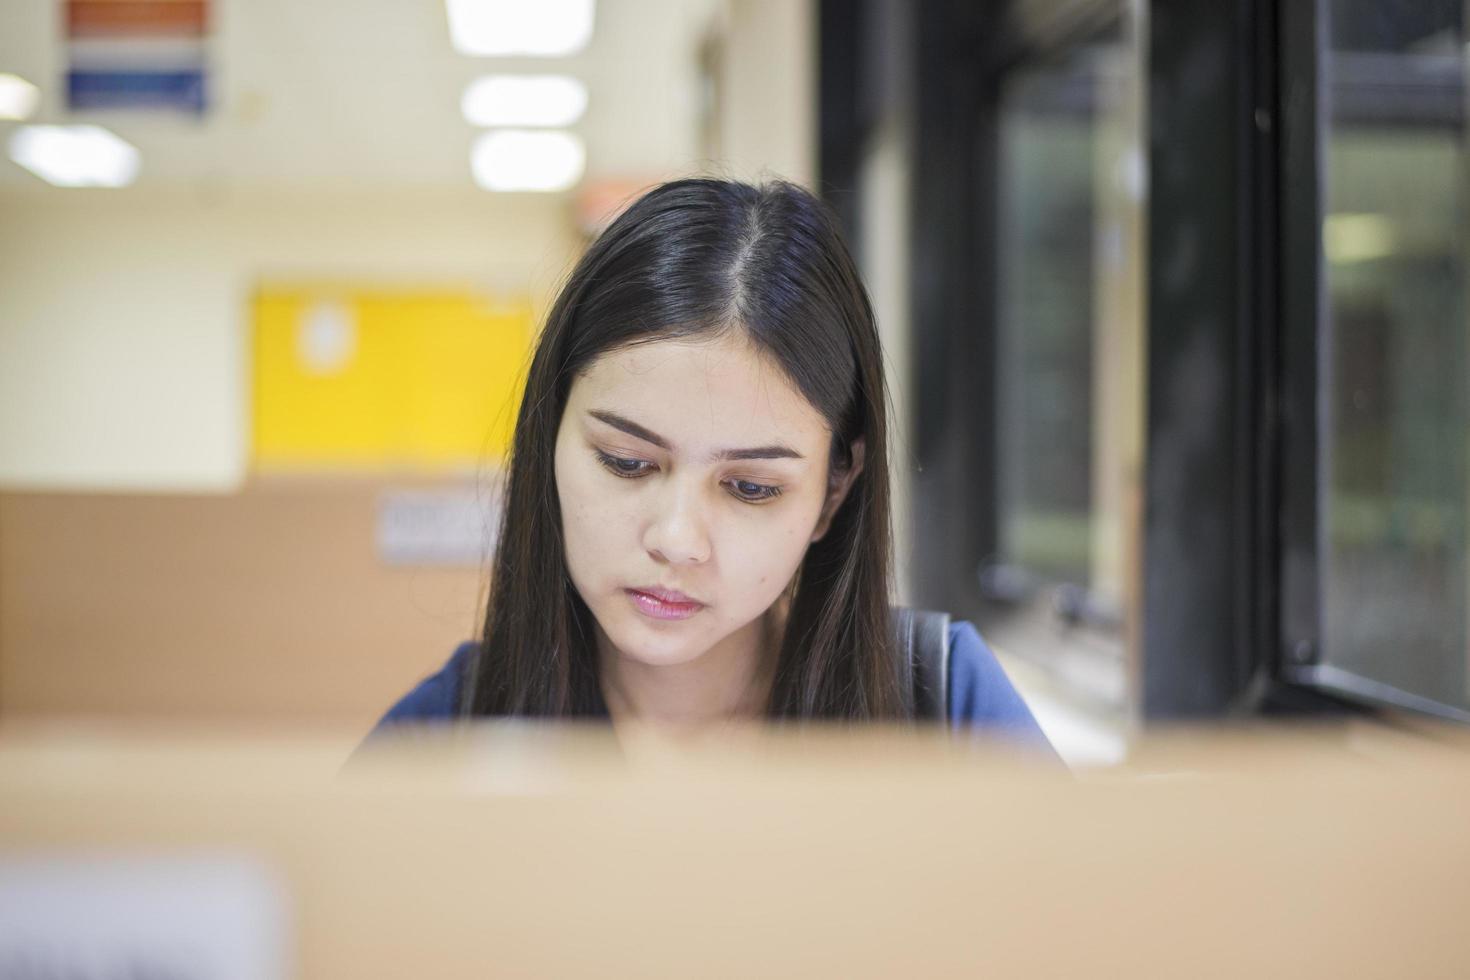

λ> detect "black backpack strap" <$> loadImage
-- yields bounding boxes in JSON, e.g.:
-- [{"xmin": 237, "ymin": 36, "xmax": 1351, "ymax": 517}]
[{"xmin": 893, "ymin": 606, "xmax": 952, "ymax": 722}]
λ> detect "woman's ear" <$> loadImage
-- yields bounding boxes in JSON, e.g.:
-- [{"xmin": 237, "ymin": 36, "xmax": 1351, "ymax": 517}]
[{"xmin": 810, "ymin": 437, "xmax": 866, "ymax": 543}]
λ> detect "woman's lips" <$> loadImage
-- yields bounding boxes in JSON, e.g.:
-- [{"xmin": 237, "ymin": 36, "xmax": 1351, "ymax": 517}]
[{"xmin": 626, "ymin": 588, "xmax": 705, "ymax": 621}]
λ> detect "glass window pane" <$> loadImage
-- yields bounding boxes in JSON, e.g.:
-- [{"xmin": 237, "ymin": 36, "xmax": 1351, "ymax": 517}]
[
  {"xmin": 984, "ymin": 13, "xmax": 1144, "ymax": 710},
  {"xmin": 1321, "ymin": 0, "xmax": 1470, "ymax": 712}
]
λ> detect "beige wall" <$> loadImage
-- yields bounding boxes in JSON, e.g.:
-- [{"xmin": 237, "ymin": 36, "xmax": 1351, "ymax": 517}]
[
  {"xmin": 712, "ymin": 0, "xmax": 816, "ymax": 188},
  {"xmin": 0, "ymin": 188, "xmax": 578, "ymax": 492},
  {"xmin": 0, "ymin": 0, "xmax": 817, "ymax": 494}
]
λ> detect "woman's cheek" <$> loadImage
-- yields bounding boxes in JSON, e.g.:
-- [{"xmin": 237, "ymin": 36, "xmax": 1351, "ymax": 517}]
[
  {"xmin": 558, "ymin": 461, "xmax": 608, "ymax": 583},
  {"xmin": 731, "ymin": 511, "xmax": 812, "ymax": 603}
]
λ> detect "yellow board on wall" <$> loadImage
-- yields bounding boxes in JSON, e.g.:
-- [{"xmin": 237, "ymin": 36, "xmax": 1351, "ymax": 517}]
[{"xmin": 253, "ymin": 287, "xmax": 535, "ymax": 470}]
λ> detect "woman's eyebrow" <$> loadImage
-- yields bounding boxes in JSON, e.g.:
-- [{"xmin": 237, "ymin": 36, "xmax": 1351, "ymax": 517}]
[{"xmin": 587, "ymin": 409, "xmax": 805, "ymax": 460}]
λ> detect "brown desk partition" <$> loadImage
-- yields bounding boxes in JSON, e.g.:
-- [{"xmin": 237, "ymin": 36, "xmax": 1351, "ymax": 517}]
[
  {"xmin": 1, "ymin": 721, "xmax": 1467, "ymax": 978},
  {"xmin": 0, "ymin": 477, "xmax": 487, "ymax": 725}
]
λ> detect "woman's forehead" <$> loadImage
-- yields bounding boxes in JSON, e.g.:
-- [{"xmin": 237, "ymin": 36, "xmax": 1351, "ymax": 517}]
[{"xmin": 570, "ymin": 335, "xmax": 831, "ymax": 451}]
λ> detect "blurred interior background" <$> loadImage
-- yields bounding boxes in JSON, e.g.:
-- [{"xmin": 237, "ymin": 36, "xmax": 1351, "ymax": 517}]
[{"xmin": 0, "ymin": 0, "xmax": 1466, "ymax": 769}]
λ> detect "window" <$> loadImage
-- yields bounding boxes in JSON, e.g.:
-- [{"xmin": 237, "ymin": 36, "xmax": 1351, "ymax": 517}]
[
  {"xmin": 981, "ymin": 8, "xmax": 1144, "ymax": 713},
  {"xmin": 1311, "ymin": 0, "xmax": 1470, "ymax": 714}
]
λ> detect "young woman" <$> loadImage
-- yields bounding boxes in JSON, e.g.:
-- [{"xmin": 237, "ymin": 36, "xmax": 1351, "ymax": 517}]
[{"xmin": 368, "ymin": 177, "xmax": 1051, "ymax": 751}]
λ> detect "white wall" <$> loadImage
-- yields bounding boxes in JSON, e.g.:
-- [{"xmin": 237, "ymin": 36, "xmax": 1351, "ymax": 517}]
[
  {"xmin": 0, "ymin": 188, "xmax": 578, "ymax": 491},
  {"xmin": 714, "ymin": 0, "xmax": 816, "ymax": 188},
  {"xmin": 0, "ymin": 0, "xmax": 815, "ymax": 493}
]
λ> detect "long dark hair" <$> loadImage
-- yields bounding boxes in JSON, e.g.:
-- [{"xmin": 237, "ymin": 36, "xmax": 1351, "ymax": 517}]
[{"xmin": 460, "ymin": 177, "xmax": 907, "ymax": 721}]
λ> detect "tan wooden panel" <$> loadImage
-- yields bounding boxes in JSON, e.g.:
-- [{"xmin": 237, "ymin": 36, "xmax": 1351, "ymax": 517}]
[
  {"xmin": 0, "ymin": 723, "xmax": 1467, "ymax": 978},
  {"xmin": 0, "ymin": 477, "xmax": 487, "ymax": 725}
]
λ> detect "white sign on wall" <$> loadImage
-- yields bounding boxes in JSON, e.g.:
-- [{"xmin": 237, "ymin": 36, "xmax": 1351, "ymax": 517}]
[{"xmin": 376, "ymin": 486, "xmax": 500, "ymax": 566}]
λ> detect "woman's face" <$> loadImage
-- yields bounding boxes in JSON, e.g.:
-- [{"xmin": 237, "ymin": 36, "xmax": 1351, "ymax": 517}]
[{"xmin": 553, "ymin": 331, "xmax": 852, "ymax": 669}]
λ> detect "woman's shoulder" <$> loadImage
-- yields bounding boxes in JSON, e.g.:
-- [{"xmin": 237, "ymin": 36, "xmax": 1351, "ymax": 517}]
[
  {"xmin": 368, "ymin": 641, "xmax": 477, "ymax": 733},
  {"xmin": 944, "ymin": 619, "xmax": 1055, "ymax": 753}
]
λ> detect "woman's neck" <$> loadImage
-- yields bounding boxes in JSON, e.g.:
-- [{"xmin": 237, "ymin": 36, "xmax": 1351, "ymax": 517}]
[{"xmin": 598, "ymin": 599, "xmax": 786, "ymax": 731}]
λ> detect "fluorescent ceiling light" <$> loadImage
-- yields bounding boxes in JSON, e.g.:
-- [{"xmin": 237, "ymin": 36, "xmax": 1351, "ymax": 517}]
[
  {"xmin": 471, "ymin": 129, "xmax": 585, "ymax": 192},
  {"xmin": 0, "ymin": 73, "xmax": 40, "ymax": 120},
  {"xmin": 446, "ymin": 0, "xmax": 595, "ymax": 56},
  {"xmin": 8, "ymin": 125, "xmax": 140, "ymax": 187},
  {"xmin": 462, "ymin": 75, "xmax": 588, "ymax": 127}
]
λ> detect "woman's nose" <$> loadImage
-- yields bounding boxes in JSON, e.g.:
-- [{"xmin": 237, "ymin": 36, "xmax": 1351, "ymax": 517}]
[{"xmin": 642, "ymin": 481, "xmax": 711, "ymax": 565}]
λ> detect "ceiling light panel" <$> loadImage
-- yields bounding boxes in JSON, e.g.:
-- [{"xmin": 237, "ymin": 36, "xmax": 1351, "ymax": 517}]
[
  {"xmin": 0, "ymin": 73, "xmax": 41, "ymax": 120},
  {"xmin": 8, "ymin": 125, "xmax": 141, "ymax": 187},
  {"xmin": 470, "ymin": 130, "xmax": 585, "ymax": 192},
  {"xmin": 462, "ymin": 75, "xmax": 588, "ymax": 128},
  {"xmin": 446, "ymin": 0, "xmax": 595, "ymax": 57}
]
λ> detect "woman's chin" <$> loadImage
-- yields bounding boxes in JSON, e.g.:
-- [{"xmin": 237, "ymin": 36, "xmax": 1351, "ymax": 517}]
[
  {"xmin": 602, "ymin": 617, "xmax": 711, "ymax": 668},
  {"xmin": 617, "ymin": 635, "xmax": 706, "ymax": 668}
]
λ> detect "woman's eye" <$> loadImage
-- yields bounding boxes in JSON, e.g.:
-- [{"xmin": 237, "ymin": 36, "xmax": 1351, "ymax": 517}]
[
  {"xmin": 595, "ymin": 449, "xmax": 780, "ymax": 503},
  {"xmin": 727, "ymin": 479, "xmax": 782, "ymax": 503},
  {"xmin": 594, "ymin": 450, "xmax": 653, "ymax": 478}
]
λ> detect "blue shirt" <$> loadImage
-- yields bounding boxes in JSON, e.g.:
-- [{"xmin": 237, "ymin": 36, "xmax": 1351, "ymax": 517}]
[{"xmin": 368, "ymin": 621, "xmax": 1054, "ymax": 756}]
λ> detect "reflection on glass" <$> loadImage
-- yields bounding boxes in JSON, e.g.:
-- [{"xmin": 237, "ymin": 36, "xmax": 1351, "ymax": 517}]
[
  {"xmin": 1322, "ymin": 0, "xmax": 1469, "ymax": 711},
  {"xmin": 987, "ymin": 12, "xmax": 1144, "ymax": 709}
]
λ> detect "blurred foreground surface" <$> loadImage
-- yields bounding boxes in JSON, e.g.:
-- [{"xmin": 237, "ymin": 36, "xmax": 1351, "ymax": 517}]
[{"xmin": 1, "ymin": 720, "xmax": 1468, "ymax": 978}]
